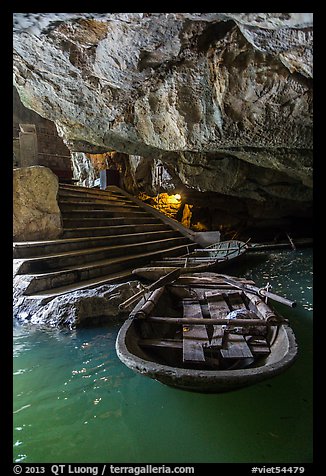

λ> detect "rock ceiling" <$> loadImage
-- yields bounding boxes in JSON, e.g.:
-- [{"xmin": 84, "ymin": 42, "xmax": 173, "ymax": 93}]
[{"xmin": 13, "ymin": 13, "xmax": 313, "ymax": 235}]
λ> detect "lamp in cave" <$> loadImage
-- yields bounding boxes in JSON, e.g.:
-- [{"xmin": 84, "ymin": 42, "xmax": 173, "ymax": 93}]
[{"xmin": 166, "ymin": 193, "xmax": 182, "ymax": 205}]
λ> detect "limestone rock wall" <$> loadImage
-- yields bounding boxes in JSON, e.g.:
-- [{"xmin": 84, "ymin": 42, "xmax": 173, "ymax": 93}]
[
  {"xmin": 13, "ymin": 166, "xmax": 62, "ymax": 241},
  {"xmin": 13, "ymin": 86, "xmax": 72, "ymax": 180},
  {"xmin": 13, "ymin": 13, "xmax": 313, "ymax": 231},
  {"xmin": 71, "ymin": 152, "xmax": 98, "ymax": 187}
]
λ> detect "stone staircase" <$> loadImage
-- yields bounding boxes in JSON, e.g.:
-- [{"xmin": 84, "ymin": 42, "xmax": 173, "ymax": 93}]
[{"xmin": 13, "ymin": 184, "xmax": 198, "ymax": 301}]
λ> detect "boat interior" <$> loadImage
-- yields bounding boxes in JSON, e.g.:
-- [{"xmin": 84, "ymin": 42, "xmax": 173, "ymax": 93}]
[{"xmin": 126, "ymin": 284, "xmax": 286, "ymax": 372}]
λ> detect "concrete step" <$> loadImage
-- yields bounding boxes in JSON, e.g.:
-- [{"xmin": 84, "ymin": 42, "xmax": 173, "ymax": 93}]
[
  {"xmin": 62, "ymin": 223, "xmax": 171, "ymax": 238},
  {"xmin": 13, "ymin": 230, "xmax": 180, "ymax": 258},
  {"xmin": 58, "ymin": 197, "xmax": 138, "ymax": 209},
  {"xmin": 59, "ymin": 201, "xmax": 141, "ymax": 211},
  {"xmin": 58, "ymin": 189, "xmax": 134, "ymax": 203},
  {"xmin": 23, "ymin": 243, "xmax": 197, "ymax": 295},
  {"xmin": 62, "ymin": 216, "xmax": 161, "ymax": 227},
  {"xmin": 16, "ymin": 237, "xmax": 193, "ymax": 273}
]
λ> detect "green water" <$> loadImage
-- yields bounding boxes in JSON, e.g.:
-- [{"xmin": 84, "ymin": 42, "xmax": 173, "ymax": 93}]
[{"xmin": 13, "ymin": 249, "xmax": 313, "ymax": 464}]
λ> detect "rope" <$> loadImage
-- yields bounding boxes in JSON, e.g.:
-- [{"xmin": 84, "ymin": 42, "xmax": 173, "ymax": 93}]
[{"xmin": 258, "ymin": 282, "xmax": 272, "ymax": 303}]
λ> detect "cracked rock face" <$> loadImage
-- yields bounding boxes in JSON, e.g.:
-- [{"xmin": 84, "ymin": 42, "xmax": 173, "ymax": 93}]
[
  {"xmin": 13, "ymin": 275, "xmax": 143, "ymax": 328},
  {"xmin": 13, "ymin": 166, "xmax": 62, "ymax": 241},
  {"xmin": 13, "ymin": 13, "xmax": 313, "ymax": 226}
]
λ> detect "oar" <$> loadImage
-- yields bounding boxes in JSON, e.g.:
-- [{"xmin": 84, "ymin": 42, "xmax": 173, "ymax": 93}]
[
  {"xmin": 218, "ymin": 275, "xmax": 297, "ymax": 308},
  {"xmin": 143, "ymin": 316, "xmax": 288, "ymax": 326},
  {"xmin": 119, "ymin": 268, "xmax": 181, "ymax": 311}
]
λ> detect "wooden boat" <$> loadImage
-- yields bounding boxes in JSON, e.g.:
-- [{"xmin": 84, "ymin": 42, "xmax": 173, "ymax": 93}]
[
  {"xmin": 133, "ymin": 239, "xmax": 249, "ymax": 280},
  {"xmin": 116, "ymin": 273, "xmax": 298, "ymax": 393},
  {"xmin": 191, "ymin": 239, "xmax": 250, "ymax": 258},
  {"xmin": 132, "ymin": 263, "xmax": 216, "ymax": 281}
]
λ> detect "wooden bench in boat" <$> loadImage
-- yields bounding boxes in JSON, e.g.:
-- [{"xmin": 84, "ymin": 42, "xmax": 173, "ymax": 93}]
[
  {"xmin": 138, "ymin": 290, "xmax": 270, "ymax": 361},
  {"xmin": 245, "ymin": 336, "xmax": 271, "ymax": 355},
  {"xmin": 182, "ymin": 299, "xmax": 209, "ymax": 363},
  {"xmin": 205, "ymin": 290, "xmax": 253, "ymax": 359},
  {"xmin": 139, "ymin": 338, "xmax": 183, "ymax": 350},
  {"xmin": 205, "ymin": 291, "xmax": 230, "ymax": 348}
]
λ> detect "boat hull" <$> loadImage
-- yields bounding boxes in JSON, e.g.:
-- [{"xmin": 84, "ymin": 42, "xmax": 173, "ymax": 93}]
[
  {"xmin": 116, "ymin": 316, "xmax": 298, "ymax": 393},
  {"xmin": 116, "ymin": 274, "xmax": 298, "ymax": 393},
  {"xmin": 132, "ymin": 239, "xmax": 250, "ymax": 281},
  {"xmin": 132, "ymin": 252, "xmax": 246, "ymax": 281}
]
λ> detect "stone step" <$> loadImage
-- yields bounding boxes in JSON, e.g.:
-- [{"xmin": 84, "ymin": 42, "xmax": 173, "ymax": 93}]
[
  {"xmin": 16, "ymin": 237, "xmax": 192, "ymax": 273},
  {"xmin": 60, "ymin": 185, "xmax": 196, "ymax": 245},
  {"xmin": 62, "ymin": 223, "xmax": 171, "ymax": 238},
  {"xmin": 25, "ymin": 268, "xmax": 135, "ymax": 302},
  {"xmin": 59, "ymin": 184, "xmax": 126, "ymax": 199},
  {"xmin": 24, "ymin": 243, "xmax": 196, "ymax": 295},
  {"xmin": 62, "ymin": 216, "xmax": 161, "ymax": 227},
  {"xmin": 58, "ymin": 194, "xmax": 136, "ymax": 206},
  {"xmin": 61, "ymin": 208, "xmax": 150, "ymax": 218},
  {"xmin": 63, "ymin": 206, "xmax": 151, "ymax": 218},
  {"xmin": 13, "ymin": 229, "xmax": 180, "ymax": 258},
  {"xmin": 59, "ymin": 185, "xmax": 132, "ymax": 195},
  {"xmin": 15, "ymin": 184, "xmax": 198, "ymax": 298},
  {"xmin": 58, "ymin": 200, "xmax": 141, "ymax": 211}
]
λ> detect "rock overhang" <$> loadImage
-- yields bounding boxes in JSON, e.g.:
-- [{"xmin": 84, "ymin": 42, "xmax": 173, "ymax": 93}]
[{"xmin": 13, "ymin": 12, "xmax": 313, "ymax": 235}]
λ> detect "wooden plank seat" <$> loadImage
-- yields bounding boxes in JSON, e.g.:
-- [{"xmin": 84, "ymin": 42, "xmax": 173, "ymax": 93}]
[
  {"xmin": 227, "ymin": 290, "xmax": 247, "ymax": 311},
  {"xmin": 221, "ymin": 291, "xmax": 253, "ymax": 359},
  {"xmin": 205, "ymin": 291, "xmax": 230, "ymax": 348},
  {"xmin": 220, "ymin": 334, "xmax": 253, "ymax": 359},
  {"xmin": 139, "ymin": 339, "xmax": 183, "ymax": 349},
  {"xmin": 138, "ymin": 290, "xmax": 266, "ymax": 363},
  {"xmin": 245, "ymin": 336, "xmax": 271, "ymax": 356},
  {"xmin": 182, "ymin": 299, "xmax": 209, "ymax": 363},
  {"xmin": 205, "ymin": 290, "xmax": 253, "ymax": 359}
]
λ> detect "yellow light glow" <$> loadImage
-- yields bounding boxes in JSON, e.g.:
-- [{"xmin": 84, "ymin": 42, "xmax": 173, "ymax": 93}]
[{"xmin": 174, "ymin": 194, "xmax": 181, "ymax": 200}]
